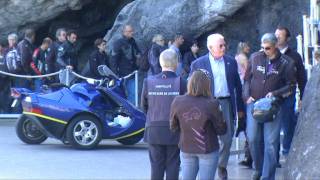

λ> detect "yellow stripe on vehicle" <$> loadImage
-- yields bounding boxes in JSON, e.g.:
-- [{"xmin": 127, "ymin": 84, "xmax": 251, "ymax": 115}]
[
  {"xmin": 114, "ymin": 128, "xmax": 145, "ymax": 140},
  {"xmin": 23, "ymin": 112, "xmax": 68, "ymax": 125}
]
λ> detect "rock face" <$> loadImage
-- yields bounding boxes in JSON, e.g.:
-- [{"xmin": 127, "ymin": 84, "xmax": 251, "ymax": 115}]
[
  {"xmin": 104, "ymin": 0, "xmax": 250, "ymax": 51},
  {"xmin": 212, "ymin": 0, "xmax": 309, "ymax": 54},
  {"xmin": 0, "ymin": 0, "xmax": 92, "ymax": 41},
  {"xmin": 105, "ymin": 0, "xmax": 309, "ymax": 54},
  {"xmin": 284, "ymin": 64, "xmax": 320, "ymax": 179}
]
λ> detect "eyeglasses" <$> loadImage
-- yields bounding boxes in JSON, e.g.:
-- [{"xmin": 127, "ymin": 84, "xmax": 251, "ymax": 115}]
[{"xmin": 261, "ymin": 46, "xmax": 272, "ymax": 51}]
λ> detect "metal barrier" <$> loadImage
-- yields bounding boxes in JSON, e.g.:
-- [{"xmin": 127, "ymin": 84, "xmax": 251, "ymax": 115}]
[{"xmin": 0, "ymin": 68, "xmax": 140, "ymax": 118}]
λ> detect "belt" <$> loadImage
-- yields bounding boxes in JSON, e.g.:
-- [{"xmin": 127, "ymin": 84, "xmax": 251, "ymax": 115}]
[{"xmin": 215, "ymin": 96, "xmax": 231, "ymax": 100}]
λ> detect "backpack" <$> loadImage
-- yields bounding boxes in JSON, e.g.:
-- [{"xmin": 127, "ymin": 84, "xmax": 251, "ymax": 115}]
[
  {"xmin": 136, "ymin": 48, "xmax": 150, "ymax": 72},
  {"xmin": 5, "ymin": 48, "xmax": 22, "ymax": 73}
]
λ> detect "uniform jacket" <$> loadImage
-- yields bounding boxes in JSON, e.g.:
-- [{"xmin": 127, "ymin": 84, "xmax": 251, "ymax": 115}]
[{"xmin": 141, "ymin": 71, "xmax": 186, "ymax": 145}]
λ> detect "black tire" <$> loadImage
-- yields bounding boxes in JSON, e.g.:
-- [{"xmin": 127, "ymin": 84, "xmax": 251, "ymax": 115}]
[
  {"xmin": 16, "ymin": 115, "xmax": 47, "ymax": 144},
  {"xmin": 117, "ymin": 132, "xmax": 143, "ymax": 145},
  {"xmin": 66, "ymin": 115, "xmax": 102, "ymax": 149}
]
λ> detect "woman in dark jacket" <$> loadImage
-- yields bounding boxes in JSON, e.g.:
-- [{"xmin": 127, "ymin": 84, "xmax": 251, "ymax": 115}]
[
  {"xmin": 182, "ymin": 41, "xmax": 199, "ymax": 78},
  {"xmin": 148, "ymin": 34, "xmax": 166, "ymax": 76},
  {"xmin": 170, "ymin": 69, "xmax": 227, "ymax": 180}
]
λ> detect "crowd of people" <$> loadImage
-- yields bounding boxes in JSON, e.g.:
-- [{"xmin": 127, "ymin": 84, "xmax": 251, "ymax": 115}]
[
  {"xmin": 0, "ymin": 23, "xmax": 310, "ymax": 180},
  {"xmin": 141, "ymin": 26, "xmax": 308, "ymax": 180}
]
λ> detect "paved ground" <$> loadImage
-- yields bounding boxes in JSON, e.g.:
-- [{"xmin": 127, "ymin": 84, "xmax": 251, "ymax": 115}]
[{"xmin": 0, "ymin": 119, "xmax": 284, "ymax": 179}]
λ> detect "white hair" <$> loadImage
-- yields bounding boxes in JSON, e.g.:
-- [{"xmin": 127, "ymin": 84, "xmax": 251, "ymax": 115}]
[
  {"xmin": 159, "ymin": 49, "xmax": 178, "ymax": 69},
  {"xmin": 207, "ymin": 33, "xmax": 224, "ymax": 49},
  {"xmin": 8, "ymin": 33, "xmax": 18, "ymax": 41}
]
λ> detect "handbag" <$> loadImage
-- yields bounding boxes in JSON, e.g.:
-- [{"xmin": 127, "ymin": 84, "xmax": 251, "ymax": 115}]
[{"xmin": 252, "ymin": 97, "xmax": 280, "ymax": 123}]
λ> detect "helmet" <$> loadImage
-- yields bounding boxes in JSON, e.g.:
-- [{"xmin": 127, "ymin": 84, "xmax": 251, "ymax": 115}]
[{"xmin": 252, "ymin": 97, "xmax": 280, "ymax": 123}]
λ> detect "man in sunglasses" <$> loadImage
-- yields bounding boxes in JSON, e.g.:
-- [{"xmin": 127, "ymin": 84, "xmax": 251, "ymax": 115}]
[
  {"xmin": 243, "ymin": 33, "xmax": 296, "ymax": 180},
  {"xmin": 190, "ymin": 33, "xmax": 245, "ymax": 180}
]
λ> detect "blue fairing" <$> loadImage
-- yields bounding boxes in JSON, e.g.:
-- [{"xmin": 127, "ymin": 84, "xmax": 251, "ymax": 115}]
[{"xmin": 19, "ymin": 80, "xmax": 146, "ymax": 141}]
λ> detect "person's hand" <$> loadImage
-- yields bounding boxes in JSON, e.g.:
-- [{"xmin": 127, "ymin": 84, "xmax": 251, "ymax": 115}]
[
  {"xmin": 246, "ymin": 96, "xmax": 255, "ymax": 104},
  {"xmin": 265, "ymin": 92, "xmax": 273, "ymax": 98},
  {"xmin": 235, "ymin": 116, "xmax": 246, "ymax": 137}
]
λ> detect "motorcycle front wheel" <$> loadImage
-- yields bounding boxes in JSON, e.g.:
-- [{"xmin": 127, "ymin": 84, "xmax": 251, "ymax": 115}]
[
  {"xmin": 66, "ymin": 115, "xmax": 102, "ymax": 149},
  {"xmin": 16, "ymin": 114, "xmax": 48, "ymax": 144}
]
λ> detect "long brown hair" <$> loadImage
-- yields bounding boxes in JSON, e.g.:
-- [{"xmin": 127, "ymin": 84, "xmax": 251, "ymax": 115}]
[{"xmin": 187, "ymin": 69, "xmax": 212, "ymax": 97}]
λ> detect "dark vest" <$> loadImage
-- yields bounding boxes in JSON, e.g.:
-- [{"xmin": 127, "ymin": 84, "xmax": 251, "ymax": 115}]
[{"xmin": 146, "ymin": 75, "xmax": 180, "ymax": 127}]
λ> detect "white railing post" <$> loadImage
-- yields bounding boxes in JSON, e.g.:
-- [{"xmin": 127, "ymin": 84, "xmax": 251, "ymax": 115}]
[
  {"xmin": 135, "ymin": 70, "xmax": 139, "ymax": 107},
  {"xmin": 66, "ymin": 68, "xmax": 70, "ymax": 86}
]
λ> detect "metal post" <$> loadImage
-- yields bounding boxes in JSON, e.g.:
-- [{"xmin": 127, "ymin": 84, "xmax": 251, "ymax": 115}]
[
  {"xmin": 303, "ymin": 15, "xmax": 312, "ymax": 79},
  {"xmin": 297, "ymin": 34, "xmax": 303, "ymax": 58},
  {"xmin": 134, "ymin": 70, "xmax": 139, "ymax": 107},
  {"xmin": 66, "ymin": 68, "xmax": 70, "ymax": 86}
]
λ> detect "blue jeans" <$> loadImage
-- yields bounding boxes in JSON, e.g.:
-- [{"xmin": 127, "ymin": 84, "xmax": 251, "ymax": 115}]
[
  {"xmin": 279, "ymin": 94, "xmax": 297, "ymax": 154},
  {"xmin": 246, "ymin": 102, "xmax": 281, "ymax": 180},
  {"xmin": 180, "ymin": 151, "xmax": 219, "ymax": 180}
]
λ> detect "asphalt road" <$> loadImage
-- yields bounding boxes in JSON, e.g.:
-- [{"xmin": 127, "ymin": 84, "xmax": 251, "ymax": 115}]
[
  {"xmin": 0, "ymin": 120, "xmax": 284, "ymax": 180},
  {"xmin": 0, "ymin": 121, "xmax": 150, "ymax": 179}
]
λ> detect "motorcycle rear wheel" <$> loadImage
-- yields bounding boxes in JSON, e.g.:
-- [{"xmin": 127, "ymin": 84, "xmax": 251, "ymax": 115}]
[{"xmin": 16, "ymin": 115, "xmax": 48, "ymax": 144}]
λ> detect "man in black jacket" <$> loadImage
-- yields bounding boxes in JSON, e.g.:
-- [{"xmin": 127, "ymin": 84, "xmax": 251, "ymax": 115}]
[
  {"xmin": 88, "ymin": 38, "xmax": 108, "ymax": 79},
  {"xmin": 141, "ymin": 49, "xmax": 187, "ymax": 180},
  {"xmin": 18, "ymin": 28, "xmax": 36, "ymax": 75},
  {"xmin": 275, "ymin": 26, "xmax": 307, "ymax": 156},
  {"xmin": 57, "ymin": 29, "xmax": 78, "ymax": 85},
  {"xmin": 46, "ymin": 28, "xmax": 67, "ymax": 83},
  {"xmin": 110, "ymin": 25, "xmax": 141, "ymax": 104}
]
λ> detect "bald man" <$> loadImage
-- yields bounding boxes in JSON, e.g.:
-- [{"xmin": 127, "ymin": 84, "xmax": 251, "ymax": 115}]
[
  {"xmin": 190, "ymin": 33, "xmax": 244, "ymax": 180},
  {"xmin": 109, "ymin": 25, "xmax": 141, "ymax": 104}
]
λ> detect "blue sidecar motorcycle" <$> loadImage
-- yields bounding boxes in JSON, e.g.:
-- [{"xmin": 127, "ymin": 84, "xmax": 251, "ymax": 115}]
[{"xmin": 11, "ymin": 66, "xmax": 146, "ymax": 149}]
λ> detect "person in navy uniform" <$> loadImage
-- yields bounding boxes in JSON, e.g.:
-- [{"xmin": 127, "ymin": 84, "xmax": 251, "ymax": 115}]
[
  {"xmin": 141, "ymin": 49, "xmax": 187, "ymax": 180},
  {"xmin": 190, "ymin": 33, "xmax": 245, "ymax": 180}
]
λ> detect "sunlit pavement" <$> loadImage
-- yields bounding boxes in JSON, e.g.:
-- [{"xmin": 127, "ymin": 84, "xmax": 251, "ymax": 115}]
[{"xmin": 0, "ymin": 120, "xmax": 284, "ymax": 180}]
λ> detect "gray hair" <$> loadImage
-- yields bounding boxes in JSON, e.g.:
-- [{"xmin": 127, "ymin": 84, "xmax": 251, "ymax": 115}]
[
  {"xmin": 55, "ymin": 28, "xmax": 66, "ymax": 39},
  {"xmin": 261, "ymin": 33, "xmax": 278, "ymax": 45},
  {"xmin": 8, "ymin": 33, "xmax": 18, "ymax": 41},
  {"xmin": 159, "ymin": 49, "xmax": 178, "ymax": 69},
  {"xmin": 207, "ymin": 33, "xmax": 224, "ymax": 49}
]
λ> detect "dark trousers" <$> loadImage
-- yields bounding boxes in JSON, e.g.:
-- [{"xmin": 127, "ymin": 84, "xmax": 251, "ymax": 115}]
[{"xmin": 148, "ymin": 144, "xmax": 180, "ymax": 180}]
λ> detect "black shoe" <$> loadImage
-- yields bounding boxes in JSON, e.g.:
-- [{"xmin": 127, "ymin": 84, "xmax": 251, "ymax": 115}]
[
  {"xmin": 218, "ymin": 166, "xmax": 228, "ymax": 180},
  {"xmin": 239, "ymin": 159, "xmax": 252, "ymax": 168}
]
